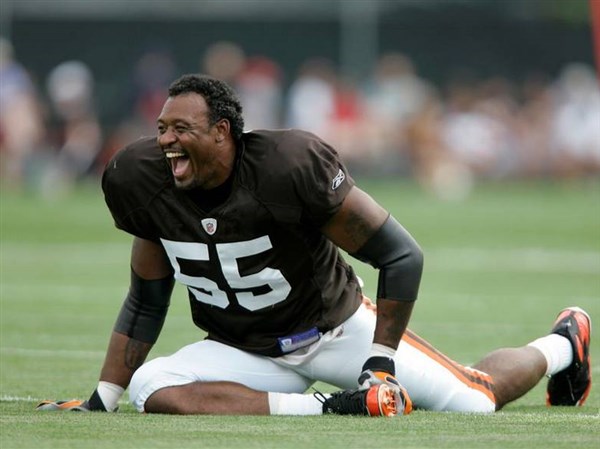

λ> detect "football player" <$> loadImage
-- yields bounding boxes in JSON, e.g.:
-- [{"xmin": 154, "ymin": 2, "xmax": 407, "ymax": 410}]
[{"xmin": 38, "ymin": 75, "xmax": 591, "ymax": 416}]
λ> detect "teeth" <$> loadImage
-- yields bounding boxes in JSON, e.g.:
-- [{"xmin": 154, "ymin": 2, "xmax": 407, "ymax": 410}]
[{"xmin": 165, "ymin": 150, "xmax": 186, "ymax": 159}]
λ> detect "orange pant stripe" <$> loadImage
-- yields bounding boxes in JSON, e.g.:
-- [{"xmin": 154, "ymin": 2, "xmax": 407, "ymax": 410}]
[{"xmin": 402, "ymin": 329, "xmax": 497, "ymax": 404}]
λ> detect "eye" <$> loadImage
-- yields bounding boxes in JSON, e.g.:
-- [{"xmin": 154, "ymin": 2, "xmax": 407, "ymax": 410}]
[{"xmin": 175, "ymin": 125, "xmax": 189, "ymax": 133}]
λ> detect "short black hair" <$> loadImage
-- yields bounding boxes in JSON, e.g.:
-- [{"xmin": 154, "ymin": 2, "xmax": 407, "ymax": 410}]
[{"xmin": 168, "ymin": 74, "xmax": 244, "ymax": 141}]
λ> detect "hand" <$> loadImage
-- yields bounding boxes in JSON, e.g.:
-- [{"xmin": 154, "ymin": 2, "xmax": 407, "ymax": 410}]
[
  {"xmin": 358, "ymin": 356, "xmax": 413, "ymax": 415},
  {"xmin": 358, "ymin": 356, "xmax": 399, "ymax": 391}
]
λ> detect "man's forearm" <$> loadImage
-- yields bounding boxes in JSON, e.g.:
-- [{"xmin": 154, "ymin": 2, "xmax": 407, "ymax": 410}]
[
  {"xmin": 99, "ymin": 331, "xmax": 153, "ymax": 388},
  {"xmin": 373, "ymin": 299, "xmax": 415, "ymax": 350}
]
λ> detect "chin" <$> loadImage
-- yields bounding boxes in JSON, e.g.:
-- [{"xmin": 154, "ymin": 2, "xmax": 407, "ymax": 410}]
[{"xmin": 174, "ymin": 176, "xmax": 203, "ymax": 191}]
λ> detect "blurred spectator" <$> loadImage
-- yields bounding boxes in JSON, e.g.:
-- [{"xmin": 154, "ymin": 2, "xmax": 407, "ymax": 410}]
[
  {"xmin": 285, "ymin": 58, "xmax": 337, "ymax": 136},
  {"xmin": 0, "ymin": 37, "xmax": 46, "ymax": 189},
  {"xmin": 325, "ymin": 76, "xmax": 371, "ymax": 173},
  {"xmin": 44, "ymin": 60, "xmax": 102, "ymax": 191},
  {"xmin": 130, "ymin": 47, "xmax": 177, "ymax": 135},
  {"xmin": 203, "ymin": 43, "xmax": 284, "ymax": 130},
  {"xmin": 439, "ymin": 76, "xmax": 514, "ymax": 179},
  {"xmin": 286, "ymin": 58, "xmax": 373, "ymax": 173},
  {"xmin": 364, "ymin": 53, "xmax": 432, "ymax": 125},
  {"xmin": 201, "ymin": 41, "xmax": 246, "ymax": 87},
  {"xmin": 363, "ymin": 53, "xmax": 433, "ymax": 156},
  {"xmin": 472, "ymin": 77, "xmax": 521, "ymax": 177},
  {"xmin": 236, "ymin": 56, "xmax": 284, "ymax": 130},
  {"xmin": 346, "ymin": 52, "xmax": 436, "ymax": 177},
  {"xmin": 405, "ymin": 91, "xmax": 474, "ymax": 201},
  {"xmin": 549, "ymin": 63, "xmax": 600, "ymax": 177},
  {"xmin": 515, "ymin": 73, "xmax": 555, "ymax": 177}
]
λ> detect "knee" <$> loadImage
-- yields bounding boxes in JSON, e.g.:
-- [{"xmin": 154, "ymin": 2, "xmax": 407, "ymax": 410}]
[
  {"xmin": 128, "ymin": 357, "xmax": 172, "ymax": 412},
  {"xmin": 128, "ymin": 364, "xmax": 150, "ymax": 412}
]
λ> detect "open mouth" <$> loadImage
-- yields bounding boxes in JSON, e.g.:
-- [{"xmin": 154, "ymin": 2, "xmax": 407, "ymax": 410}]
[{"xmin": 164, "ymin": 150, "xmax": 191, "ymax": 179}]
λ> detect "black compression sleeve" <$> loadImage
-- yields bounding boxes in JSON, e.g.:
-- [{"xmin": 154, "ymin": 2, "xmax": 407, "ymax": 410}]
[
  {"xmin": 113, "ymin": 269, "xmax": 175, "ymax": 343},
  {"xmin": 351, "ymin": 215, "xmax": 423, "ymax": 301}
]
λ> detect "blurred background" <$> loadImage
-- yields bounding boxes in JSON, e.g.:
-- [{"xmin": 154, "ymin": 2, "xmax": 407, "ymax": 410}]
[{"xmin": 0, "ymin": 0, "xmax": 599, "ymax": 199}]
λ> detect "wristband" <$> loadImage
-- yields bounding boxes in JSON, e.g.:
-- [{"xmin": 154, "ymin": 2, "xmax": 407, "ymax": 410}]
[
  {"xmin": 94, "ymin": 381, "xmax": 124, "ymax": 412},
  {"xmin": 369, "ymin": 343, "xmax": 396, "ymax": 358}
]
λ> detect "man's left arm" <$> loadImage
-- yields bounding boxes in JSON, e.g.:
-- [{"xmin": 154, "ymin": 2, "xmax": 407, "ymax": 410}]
[{"xmin": 320, "ymin": 185, "xmax": 423, "ymax": 396}]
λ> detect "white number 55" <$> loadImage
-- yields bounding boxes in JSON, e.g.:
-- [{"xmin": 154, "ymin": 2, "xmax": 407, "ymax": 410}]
[{"xmin": 160, "ymin": 236, "xmax": 292, "ymax": 311}]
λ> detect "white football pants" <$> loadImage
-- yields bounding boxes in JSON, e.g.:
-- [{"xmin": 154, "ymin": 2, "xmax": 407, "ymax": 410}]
[{"xmin": 129, "ymin": 303, "xmax": 496, "ymax": 413}]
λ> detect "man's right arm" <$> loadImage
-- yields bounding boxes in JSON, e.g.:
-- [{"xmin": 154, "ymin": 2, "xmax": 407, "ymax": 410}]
[{"xmin": 93, "ymin": 237, "xmax": 175, "ymax": 411}]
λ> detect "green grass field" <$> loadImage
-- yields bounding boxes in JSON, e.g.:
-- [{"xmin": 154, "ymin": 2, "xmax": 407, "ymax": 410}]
[{"xmin": 1, "ymin": 178, "xmax": 599, "ymax": 449}]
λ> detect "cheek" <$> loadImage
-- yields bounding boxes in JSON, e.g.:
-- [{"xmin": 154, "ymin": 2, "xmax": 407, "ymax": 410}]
[{"xmin": 188, "ymin": 143, "xmax": 215, "ymax": 170}]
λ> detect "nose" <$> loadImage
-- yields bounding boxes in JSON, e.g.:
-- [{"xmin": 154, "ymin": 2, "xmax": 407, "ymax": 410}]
[{"xmin": 158, "ymin": 127, "xmax": 177, "ymax": 147}]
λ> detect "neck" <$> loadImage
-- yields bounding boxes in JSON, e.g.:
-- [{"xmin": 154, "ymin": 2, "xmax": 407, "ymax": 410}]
[
  {"xmin": 205, "ymin": 140, "xmax": 238, "ymax": 190},
  {"xmin": 186, "ymin": 164, "xmax": 236, "ymax": 211}
]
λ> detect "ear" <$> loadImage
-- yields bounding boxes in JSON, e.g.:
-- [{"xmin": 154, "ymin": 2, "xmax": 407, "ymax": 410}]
[{"xmin": 214, "ymin": 119, "xmax": 231, "ymax": 143}]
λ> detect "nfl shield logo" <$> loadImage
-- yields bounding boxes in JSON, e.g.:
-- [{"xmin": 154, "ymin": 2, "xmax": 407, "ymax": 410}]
[{"xmin": 201, "ymin": 218, "xmax": 217, "ymax": 235}]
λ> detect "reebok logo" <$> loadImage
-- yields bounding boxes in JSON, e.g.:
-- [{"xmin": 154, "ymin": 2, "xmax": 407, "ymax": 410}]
[{"xmin": 332, "ymin": 169, "xmax": 345, "ymax": 190}]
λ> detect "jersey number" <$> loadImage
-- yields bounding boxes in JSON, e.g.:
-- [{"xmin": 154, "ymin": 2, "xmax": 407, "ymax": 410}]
[{"xmin": 160, "ymin": 236, "xmax": 292, "ymax": 311}]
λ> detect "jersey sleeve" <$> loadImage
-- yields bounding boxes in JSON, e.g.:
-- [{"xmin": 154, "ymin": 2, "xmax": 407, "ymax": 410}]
[
  {"xmin": 101, "ymin": 137, "xmax": 165, "ymax": 242},
  {"xmin": 287, "ymin": 131, "xmax": 355, "ymax": 227}
]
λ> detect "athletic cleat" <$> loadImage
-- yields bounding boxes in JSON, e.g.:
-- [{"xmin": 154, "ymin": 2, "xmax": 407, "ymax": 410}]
[
  {"xmin": 316, "ymin": 384, "xmax": 400, "ymax": 417},
  {"xmin": 36, "ymin": 399, "xmax": 89, "ymax": 411},
  {"xmin": 546, "ymin": 307, "xmax": 592, "ymax": 406}
]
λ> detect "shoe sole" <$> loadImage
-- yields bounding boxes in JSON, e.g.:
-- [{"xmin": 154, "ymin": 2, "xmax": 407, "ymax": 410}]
[{"xmin": 547, "ymin": 306, "xmax": 592, "ymax": 406}]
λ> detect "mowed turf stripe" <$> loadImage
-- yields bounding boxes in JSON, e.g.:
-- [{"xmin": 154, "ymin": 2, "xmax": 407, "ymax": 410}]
[
  {"xmin": 3, "ymin": 242, "xmax": 598, "ymax": 273},
  {"xmin": 425, "ymin": 248, "xmax": 600, "ymax": 273},
  {"xmin": 1, "ymin": 347, "xmax": 106, "ymax": 358}
]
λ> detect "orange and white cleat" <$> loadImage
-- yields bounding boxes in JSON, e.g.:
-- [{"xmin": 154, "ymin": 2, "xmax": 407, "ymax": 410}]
[
  {"xmin": 546, "ymin": 307, "xmax": 592, "ymax": 406},
  {"xmin": 36, "ymin": 399, "xmax": 90, "ymax": 411},
  {"xmin": 317, "ymin": 384, "xmax": 410, "ymax": 417}
]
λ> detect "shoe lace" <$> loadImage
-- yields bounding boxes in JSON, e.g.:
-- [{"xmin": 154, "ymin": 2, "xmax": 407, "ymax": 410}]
[{"xmin": 314, "ymin": 388, "xmax": 366, "ymax": 415}]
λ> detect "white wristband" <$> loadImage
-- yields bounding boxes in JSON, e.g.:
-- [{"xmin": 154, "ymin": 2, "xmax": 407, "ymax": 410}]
[
  {"xmin": 97, "ymin": 381, "xmax": 125, "ymax": 412},
  {"xmin": 369, "ymin": 343, "xmax": 396, "ymax": 358}
]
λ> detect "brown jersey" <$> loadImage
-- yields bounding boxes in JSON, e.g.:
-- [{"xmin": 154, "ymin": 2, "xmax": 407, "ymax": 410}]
[{"xmin": 102, "ymin": 129, "xmax": 362, "ymax": 356}]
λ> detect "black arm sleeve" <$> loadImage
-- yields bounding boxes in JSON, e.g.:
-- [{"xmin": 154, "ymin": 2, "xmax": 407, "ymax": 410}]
[
  {"xmin": 351, "ymin": 215, "xmax": 424, "ymax": 301},
  {"xmin": 113, "ymin": 269, "xmax": 175, "ymax": 343}
]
